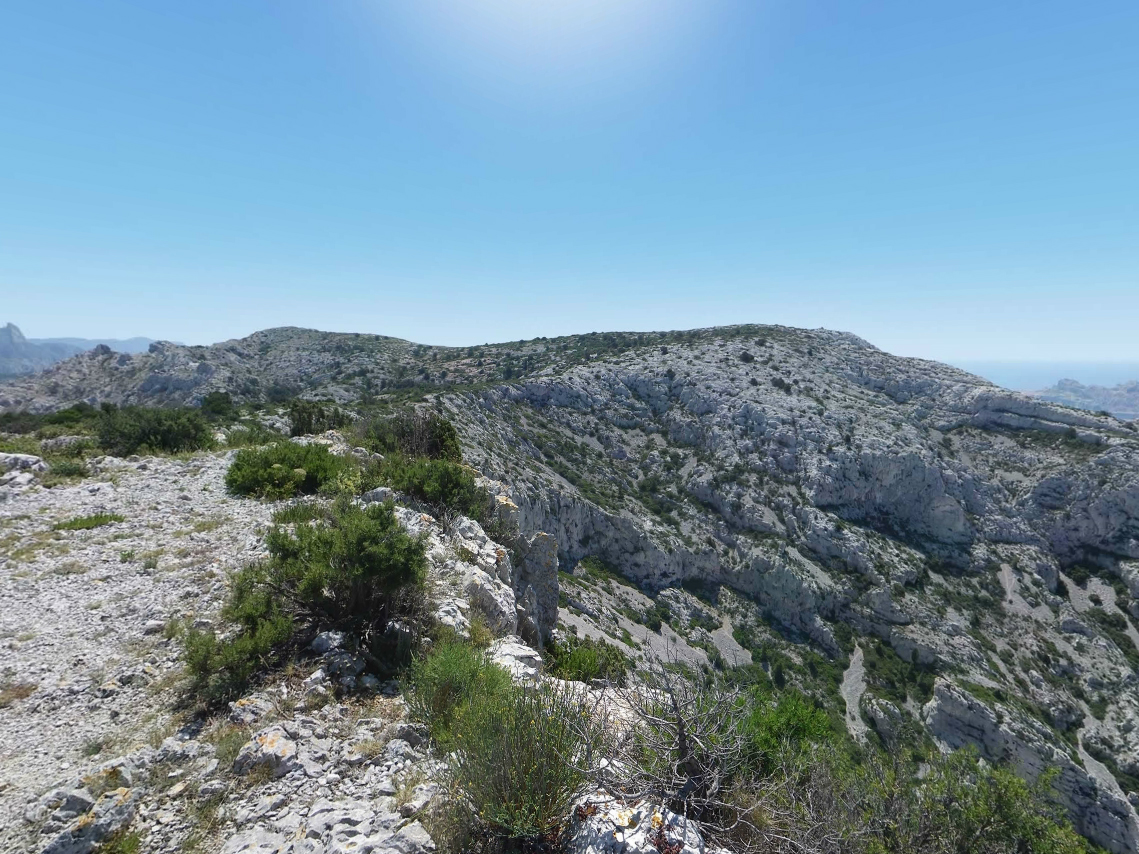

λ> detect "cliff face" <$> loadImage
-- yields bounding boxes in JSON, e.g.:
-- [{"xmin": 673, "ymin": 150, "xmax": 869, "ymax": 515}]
[{"xmin": 3, "ymin": 322, "xmax": 1139, "ymax": 850}]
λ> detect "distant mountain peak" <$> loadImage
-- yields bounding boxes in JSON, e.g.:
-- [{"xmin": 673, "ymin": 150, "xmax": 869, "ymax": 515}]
[{"xmin": 0, "ymin": 322, "xmax": 162, "ymax": 378}]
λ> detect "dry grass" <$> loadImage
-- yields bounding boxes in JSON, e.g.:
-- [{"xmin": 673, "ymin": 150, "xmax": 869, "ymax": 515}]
[{"xmin": 0, "ymin": 680, "xmax": 37, "ymax": 708}]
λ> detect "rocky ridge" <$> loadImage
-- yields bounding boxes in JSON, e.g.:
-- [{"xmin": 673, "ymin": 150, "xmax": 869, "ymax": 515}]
[{"xmin": 3, "ymin": 323, "xmax": 1139, "ymax": 851}]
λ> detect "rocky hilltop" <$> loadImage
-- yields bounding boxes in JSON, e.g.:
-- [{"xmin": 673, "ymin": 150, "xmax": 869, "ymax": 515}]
[{"xmin": 3, "ymin": 323, "xmax": 1139, "ymax": 853}]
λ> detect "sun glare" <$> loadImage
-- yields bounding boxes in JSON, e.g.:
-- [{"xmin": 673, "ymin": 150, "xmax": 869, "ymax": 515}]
[{"xmin": 382, "ymin": 0, "xmax": 719, "ymax": 96}]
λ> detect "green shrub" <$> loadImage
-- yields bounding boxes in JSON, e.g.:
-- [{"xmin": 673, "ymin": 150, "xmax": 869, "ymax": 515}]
[
  {"xmin": 894, "ymin": 750, "xmax": 1088, "ymax": 854},
  {"xmin": 183, "ymin": 602, "xmax": 293, "ymax": 705},
  {"xmin": 545, "ymin": 634, "xmax": 630, "ymax": 686},
  {"xmin": 369, "ymin": 455, "xmax": 484, "ymax": 517},
  {"xmin": 356, "ymin": 410, "xmax": 462, "ymax": 461},
  {"xmin": 0, "ymin": 402, "xmax": 99, "ymax": 435},
  {"xmin": 262, "ymin": 499, "xmax": 427, "ymax": 634},
  {"xmin": 270, "ymin": 501, "xmax": 329, "ymax": 525},
  {"xmin": 225, "ymin": 442, "xmax": 347, "ymax": 499},
  {"xmin": 407, "ymin": 641, "xmax": 510, "ymax": 747},
  {"xmin": 643, "ymin": 600, "xmax": 672, "ymax": 633},
  {"xmin": 288, "ymin": 400, "xmax": 350, "ymax": 437},
  {"xmin": 96, "ymin": 406, "xmax": 215, "ymax": 456},
  {"xmin": 200, "ymin": 391, "xmax": 236, "ymax": 421},
  {"xmin": 221, "ymin": 421, "xmax": 285, "ymax": 448},
  {"xmin": 43, "ymin": 458, "xmax": 88, "ymax": 480},
  {"xmin": 450, "ymin": 680, "xmax": 601, "ymax": 844},
  {"xmin": 183, "ymin": 500, "xmax": 427, "ymax": 703},
  {"xmin": 743, "ymin": 689, "xmax": 833, "ymax": 773},
  {"xmin": 722, "ymin": 746, "xmax": 1089, "ymax": 854},
  {"xmin": 53, "ymin": 512, "xmax": 125, "ymax": 531}
]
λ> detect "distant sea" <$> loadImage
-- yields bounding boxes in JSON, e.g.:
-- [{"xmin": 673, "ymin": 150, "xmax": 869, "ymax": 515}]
[{"xmin": 951, "ymin": 362, "xmax": 1139, "ymax": 392}]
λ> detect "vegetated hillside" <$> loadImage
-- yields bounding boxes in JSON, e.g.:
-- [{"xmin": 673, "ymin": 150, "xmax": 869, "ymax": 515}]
[
  {"xmin": 1034, "ymin": 378, "xmax": 1139, "ymax": 422},
  {"xmin": 0, "ymin": 325, "xmax": 743, "ymax": 411},
  {"xmin": 3, "ymin": 322, "xmax": 1139, "ymax": 851}
]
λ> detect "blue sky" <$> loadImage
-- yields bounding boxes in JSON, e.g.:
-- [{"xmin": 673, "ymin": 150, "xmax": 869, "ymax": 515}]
[{"xmin": 2, "ymin": 1, "xmax": 1137, "ymax": 362}]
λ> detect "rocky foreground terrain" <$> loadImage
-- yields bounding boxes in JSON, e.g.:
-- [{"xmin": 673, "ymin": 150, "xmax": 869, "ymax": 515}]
[
  {"xmin": 0, "ymin": 447, "xmax": 576, "ymax": 854},
  {"xmin": 3, "ymin": 323, "xmax": 1139, "ymax": 853}
]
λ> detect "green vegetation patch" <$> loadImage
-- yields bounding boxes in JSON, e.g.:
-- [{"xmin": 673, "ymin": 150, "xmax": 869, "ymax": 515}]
[
  {"xmin": 225, "ymin": 442, "xmax": 348, "ymax": 499},
  {"xmin": 183, "ymin": 499, "xmax": 427, "ymax": 704},
  {"xmin": 544, "ymin": 633, "xmax": 630, "ymax": 686},
  {"xmin": 53, "ymin": 513, "xmax": 125, "ymax": 531},
  {"xmin": 97, "ymin": 405, "xmax": 215, "ymax": 456}
]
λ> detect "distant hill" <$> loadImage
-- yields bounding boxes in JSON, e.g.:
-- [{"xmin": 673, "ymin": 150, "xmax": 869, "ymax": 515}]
[
  {"xmin": 1033, "ymin": 378, "xmax": 1139, "ymax": 421},
  {"xmin": 0, "ymin": 323, "xmax": 83, "ymax": 376},
  {"xmin": 0, "ymin": 323, "xmax": 161, "ymax": 377},
  {"xmin": 28, "ymin": 335, "xmax": 158, "ymax": 354}
]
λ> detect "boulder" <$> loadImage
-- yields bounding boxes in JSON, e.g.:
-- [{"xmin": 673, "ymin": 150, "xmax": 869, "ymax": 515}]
[
  {"xmin": 40, "ymin": 787, "xmax": 140, "ymax": 854},
  {"xmin": 463, "ymin": 567, "xmax": 517, "ymax": 636},
  {"xmin": 514, "ymin": 531, "xmax": 560, "ymax": 646},
  {"xmin": 233, "ymin": 726, "xmax": 299, "ymax": 778},
  {"xmin": 487, "ymin": 636, "xmax": 543, "ymax": 682},
  {"xmin": 0, "ymin": 452, "xmax": 48, "ymax": 473}
]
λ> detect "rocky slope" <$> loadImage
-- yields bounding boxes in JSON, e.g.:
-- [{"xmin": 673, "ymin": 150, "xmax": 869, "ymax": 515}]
[
  {"xmin": 1034, "ymin": 378, "xmax": 1139, "ymax": 421},
  {"xmin": 435, "ymin": 326, "xmax": 1139, "ymax": 852},
  {"xmin": 0, "ymin": 446, "xmax": 567, "ymax": 854},
  {"xmin": 3, "ymin": 323, "xmax": 1139, "ymax": 852}
]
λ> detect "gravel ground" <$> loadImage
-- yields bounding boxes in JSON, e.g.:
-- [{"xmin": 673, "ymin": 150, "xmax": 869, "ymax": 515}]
[{"xmin": 0, "ymin": 452, "xmax": 271, "ymax": 853}]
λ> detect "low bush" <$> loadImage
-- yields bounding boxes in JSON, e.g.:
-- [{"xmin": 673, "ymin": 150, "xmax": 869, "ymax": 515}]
[
  {"xmin": 0, "ymin": 402, "xmax": 99, "ymax": 435},
  {"xmin": 618, "ymin": 662, "xmax": 1088, "ymax": 854},
  {"xmin": 406, "ymin": 641, "xmax": 510, "ymax": 747},
  {"xmin": 545, "ymin": 634, "xmax": 630, "ymax": 686},
  {"xmin": 225, "ymin": 442, "xmax": 347, "ymax": 499},
  {"xmin": 643, "ymin": 600, "xmax": 672, "ymax": 632},
  {"xmin": 722, "ymin": 746, "xmax": 1088, "ymax": 854},
  {"xmin": 183, "ymin": 499, "xmax": 427, "ymax": 703},
  {"xmin": 0, "ymin": 680, "xmax": 37, "ymax": 709},
  {"xmin": 96, "ymin": 406, "xmax": 215, "ymax": 456},
  {"xmin": 200, "ymin": 391, "xmax": 237, "ymax": 421},
  {"xmin": 742, "ymin": 689, "xmax": 833, "ymax": 773},
  {"xmin": 43, "ymin": 458, "xmax": 88, "ymax": 481},
  {"xmin": 288, "ymin": 400, "xmax": 350, "ymax": 437},
  {"xmin": 368, "ymin": 455, "xmax": 484, "ymax": 518},
  {"xmin": 221, "ymin": 421, "xmax": 286, "ymax": 448},
  {"xmin": 355, "ymin": 409, "xmax": 462, "ymax": 461},
  {"xmin": 450, "ymin": 680, "xmax": 602, "ymax": 846},
  {"xmin": 183, "ymin": 603, "xmax": 293, "ymax": 706}
]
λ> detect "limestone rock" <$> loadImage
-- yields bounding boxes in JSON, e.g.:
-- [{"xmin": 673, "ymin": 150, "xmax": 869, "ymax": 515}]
[
  {"xmin": 40, "ymin": 787, "xmax": 140, "ymax": 854},
  {"xmin": 564, "ymin": 792, "xmax": 705, "ymax": 854},
  {"xmin": 487, "ymin": 636, "xmax": 544, "ymax": 682},
  {"xmin": 233, "ymin": 726, "xmax": 299, "ymax": 778}
]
